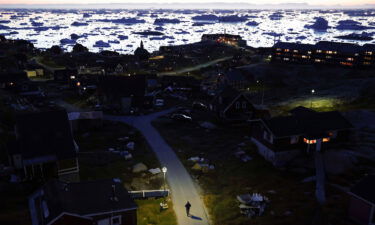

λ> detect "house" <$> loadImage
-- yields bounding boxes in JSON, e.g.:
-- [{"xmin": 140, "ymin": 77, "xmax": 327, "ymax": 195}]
[
  {"xmin": 209, "ymin": 86, "xmax": 262, "ymax": 122},
  {"xmin": 8, "ymin": 109, "xmax": 79, "ymax": 180},
  {"xmin": 348, "ymin": 175, "xmax": 375, "ymax": 225},
  {"xmin": 201, "ymin": 34, "xmax": 247, "ymax": 47},
  {"xmin": 29, "ymin": 179, "xmax": 137, "ymax": 225},
  {"xmin": 272, "ymin": 41, "xmax": 375, "ymax": 67},
  {"xmin": 25, "ymin": 64, "xmax": 44, "ymax": 78},
  {"xmin": 272, "ymin": 42, "xmax": 315, "ymax": 64},
  {"xmin": 68, "ymin": 111, "xmax": 103, "ymax": 132},
  {"xmin": 53, "ymin": 69, "xmax": 78, "ymax": 83},
  {"xmin": 217, "ymin": 68, "xmax": 253, "ymax": 90},
  {"xmin": 250, "ymin": 106, "xmax": 353, "ymax": 166},
  {"xmin": 97, "ymin": 75, "xmax": 147, "ymax": 113},
  {"xmin": 0, "ymin": 70, "xmax": 28, "ymax": 89},
  {"xmin": 362, "ymin": 44, "xmax": 375, "ymax": 67}
]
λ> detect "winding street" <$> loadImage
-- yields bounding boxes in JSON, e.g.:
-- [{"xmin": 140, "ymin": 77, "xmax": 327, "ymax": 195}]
[{"xmin": 105, "ymin": 109, "xmax": 211, "ymax": 225}]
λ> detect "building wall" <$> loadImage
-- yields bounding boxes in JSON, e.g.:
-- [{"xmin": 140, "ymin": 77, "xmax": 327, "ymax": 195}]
[
  {"xmin": 348, "ymin": 196, "xmax": 372, "ymax": 225},
  {"xmin": 92, "ymin": 209, "xmax": 137, "ymax": 225}
]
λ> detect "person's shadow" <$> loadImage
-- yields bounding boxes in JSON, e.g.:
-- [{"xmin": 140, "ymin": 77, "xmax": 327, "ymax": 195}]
[{"xmin": 189, "ymin": 215, "xmax": 202, "ymax": 220}]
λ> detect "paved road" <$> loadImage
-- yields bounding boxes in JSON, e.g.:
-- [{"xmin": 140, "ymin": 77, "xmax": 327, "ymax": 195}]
[
  {"xmin": 105, "ymin": 109, "xmax": 211, "ymax": 225},
  {"xmin": 158, "ymin": 56, "xmax": 232, "ymax": 76}
]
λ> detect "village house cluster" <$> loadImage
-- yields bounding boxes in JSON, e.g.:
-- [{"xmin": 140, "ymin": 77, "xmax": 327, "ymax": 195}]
[{"xmin": 0, "ymin": 31, "xmax": 374, "ymax": 225}]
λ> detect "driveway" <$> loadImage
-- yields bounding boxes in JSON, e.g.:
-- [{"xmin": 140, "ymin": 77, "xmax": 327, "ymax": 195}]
[{"xmin": 105, "ymin": 109, "xmax": 211, "ymax": 225}]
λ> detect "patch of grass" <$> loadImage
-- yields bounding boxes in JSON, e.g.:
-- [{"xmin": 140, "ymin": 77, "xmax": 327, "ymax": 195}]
[
  {"xmin": 136, "ymin": 198, "xmax": 177, "ymax": 225},
  {"xmin": 152, "ymin": 118, "xmax": 351, "ymax": 225}
]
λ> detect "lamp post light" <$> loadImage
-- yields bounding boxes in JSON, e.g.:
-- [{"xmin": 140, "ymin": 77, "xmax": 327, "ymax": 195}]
[
  {"xmin": 310, "ymin": 89, "xmax": 315, "ymax": 108},
  {"xmin": 162, "ymin": 167, "xmax": 167, "ymax": 191}
]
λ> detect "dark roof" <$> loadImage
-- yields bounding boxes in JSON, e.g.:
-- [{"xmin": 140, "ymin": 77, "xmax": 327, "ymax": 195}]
[
  {"xmin": 0, "ymin": 71, "xmax": 28, "ymax": 83},
  {"xmin": 13, "ymin": 109, "xmax": 76, "ymax": 160},
  {"xmin": 274, "ymin": 42, "xmax": 315, "ymax": 51},
  {"xmin": 98, "ymin": 75, "xmax": 146, "ymax": 97},
  {"xmin": 224, "ymin": 69, "xmax": 247, "ymax": 82},
  {"xmin": 315, "ymin": 41, "xmax": 361, "ymax": 54},
  {"xmin": 32, "ymin": 179, "xmax": 137, "ymax": 225},
  {"xmin": 263, "ymin": 108, "xmax": 353, "ymax": 137},
  {"xmin": 289, "ymin": 106, "xmax": 316, "ymax": 117},
  {"xmin": 160, "ymin": 75, "xmax": 199, "ymax": 87},
  {"xmin": 363, "ymin": 44, "xmax": 375, "ymax": 52},
  {"xmin": 211, "ymin": 85, "xmax": 243, "ymax": 111},
  {"xmin": 350, "ymin": 175, "xmax": 375, "ymax": 204}
]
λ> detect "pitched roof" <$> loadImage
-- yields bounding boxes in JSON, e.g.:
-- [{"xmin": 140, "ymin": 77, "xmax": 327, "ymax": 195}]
[
  {"xmin": 31, "ymin": 179, "xmax": 137, "ymax": 225},
  {"xmin": 350, "ymin": 175, "xmax": 375, "ymax": 204},
  {"xmin": 363, "ymin": 44, "xmax": 375, "ymax": 52},
  {"xmin": 13, "ymin": 109, "xmax": 76, "ymax": 161},
  {"xmin": 263, "ymin": 108, "xmax": 353, "ymax": 137},
  {"xmin": 98, "ymin": 75, "xmax": 146, "ymax": 97}
]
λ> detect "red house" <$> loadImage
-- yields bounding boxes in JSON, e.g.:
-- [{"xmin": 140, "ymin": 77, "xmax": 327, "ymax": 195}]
[
  {"xmin": 29, "ymin": 179, "xmax": 137, "ymax": 225},
  {"xmin": 348, "ymin": 175, "xmax": 375, "ymax": 225}
]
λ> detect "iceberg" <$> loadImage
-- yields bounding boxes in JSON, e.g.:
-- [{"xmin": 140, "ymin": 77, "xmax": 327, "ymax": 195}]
[
  {"xmin": 219, "ymin": 15, "xmax": 247, "ymax": 23},
  {"xmin": 98, "ymin": 17, "xmax": 146, "ymax": 25},
  {"xmin": 60, "ymin": 38, "xmax": 76, "ymax": 45},
  {"xmin": 246, "ymin": 21, "xmax": 259, "ymax": 26},
  {"xmin": 94, "ymin": 40, "xmax": 111, "ymax": 48},
  {"xmin": 108, "ymin": 39, "xmax": 120, "ymax": 44},
  {"xmin": 133, "ymin": 31, "xmax": 164, "ymax": 36},
  {"xmin": 336, "ymin": 20, "xmax": 375, "ymax": 30},
  {"xmin": 154, "ymin": 18, "xmax": 181, "ymax": 24},
  {"xmin": 0, "ymin": 24, "xmax": 10, "ymax": 29},
  {"xmin": 192, "ymin": 14, "xmax": 218, "ymax": 21},
  {"xmin": 304, "ymin": 17, "xmax": 329, "ymax": 31},
  {"xmin": 71, "ymin": 21, "xmax": 89, "ymax": 26},
  {"xmin": 269, "ymin": 12, "xmax": 283, "ymax": 20},
  {"xmin": 118, "ymin": 35, "xmax": 128, "ymax": 40}
]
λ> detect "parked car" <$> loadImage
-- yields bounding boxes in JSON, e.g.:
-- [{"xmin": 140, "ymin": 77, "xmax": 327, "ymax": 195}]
[
  {"xmin": 155, "ymin": 99, "xmax": 165, "ymax": 107},
  {"xmin": 192, "ymin": 101, "xmax": 207, "ymax": 110},
  {"xmin": 171, "ymin": 113, "xmax": 192, "ymax": 122}
]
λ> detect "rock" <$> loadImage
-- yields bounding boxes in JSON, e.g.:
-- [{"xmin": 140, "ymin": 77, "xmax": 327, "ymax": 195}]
[
  {"xmin": 127, "ymin": 142, "xmax": 135, "ymax": 150},
  {"xmin": 132, "ymin": 163, "xmax": 148, "ymax": 173},
  {"xmin": 149, "ymin": 168, "xmax": 162, "ymax": 174}
]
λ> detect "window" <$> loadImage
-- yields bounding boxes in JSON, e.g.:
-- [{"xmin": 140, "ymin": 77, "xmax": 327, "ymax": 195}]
[
  {"xmin": 235, "ymin": 102, "xmax": 240, "ymax": 109},
  {"xmin": 347, "ymin": 57, "xmax": 354, "ymax": 61},
  {"xmin": 242, "ymin": 101, "xmax": 247, "ymax": 109},
  {"xmin": 304, "ymin": 138, "xmax": 316, "ymax": 144},
  {"xmin": 323, "ymin": 138, "xmax": 330, "ymax": 142},
  {"xmin": 263, "ymin": 131, "xmax": 273, "ymax": 143},
  {"xmin": 316, "ymin": 50, "xmax": 322, "ymax": 53},
  {"xmin": 111, "ymin": 215, "xmax": 121, "ymax": 225},
  {"xmin": 293, "ymin": 50, "xmax": 298, "ymax": 53}
]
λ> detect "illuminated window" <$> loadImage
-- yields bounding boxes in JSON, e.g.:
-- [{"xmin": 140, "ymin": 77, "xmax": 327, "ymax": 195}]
[
  {"xmin": 308, "ymin": 51, "xmax": 312, "ymax": 54},
  {"xmin": 364, "ymin": 62, "xmax": 371, "ymax": 65},
  {"xmin": 276, "ymin": 48, "xmax": 282, "ymax": 51},
  {"xmin": 316, "ymin": 50, "xmax": 322, "ymax": 53},
  {"xmin": 347, "ymin": 58, "xmax": 354, "ymax": 61},
  {"xmin": 365, "ymin": 51, "xmax": 373, "ymax": 55},
  {"xmin": 315, "ymin": 59, "xmax": 322, "ymax": 63},
  {"xmin": 364, "ymin": 57, "xmax": 371, "ymax": 60},
  {"xmin": 283, "ymin": 58, "xmax": 290, "ymax": 61},
  {"xmin": 304, "ymin": 138, "xmax": 317, "ymax": 144},
  {"xmin": 284, "ymin": 49, "xmax": 290, "ymax": 52},
  {"xmin": 293, "ymin": 50, "xmax": 298, "ymax": 53},
  {"xmin": 326, "ymin": 56, "xmax": 332, "ymax": 59},
  {"xmin": 323, "ymin": 138, "xmax": 330, "ymax": 142}
]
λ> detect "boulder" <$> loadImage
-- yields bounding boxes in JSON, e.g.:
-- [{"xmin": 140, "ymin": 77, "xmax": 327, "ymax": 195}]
[{"xmin": 132, "ymin": 163, "xmax": 148, "ymax": 173}]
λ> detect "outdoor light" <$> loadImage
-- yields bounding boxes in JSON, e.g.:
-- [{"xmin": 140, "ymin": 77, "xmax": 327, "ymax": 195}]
[
  {"xmin": 70, "ymin": 75, "xmax": 76, "ymax": 79},
  {"xmin": 311, "ymin": 89, "xmax": 315, "ymax": 94},
  {"xmin": 76, "ymin": 82, "xmax": 81, "ymax": 87},
  {"xmin": 162, "ymin": 167, "xmax": 167, "ymax": 191}
]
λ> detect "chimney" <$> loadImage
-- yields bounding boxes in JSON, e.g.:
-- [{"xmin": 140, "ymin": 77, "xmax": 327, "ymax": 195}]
[{"xmin": 111, "ymin": 184, "xmax": 118, "ymax": 202}]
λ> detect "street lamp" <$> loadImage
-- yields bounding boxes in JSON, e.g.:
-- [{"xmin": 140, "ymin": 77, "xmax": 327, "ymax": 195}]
[
  {"xmin": 162, "ymin": 167, "xmax": 167, "ymax": 191},
  {"xmin": 310, "ymin": 89, "xmax": 315, "ymax": 108}
]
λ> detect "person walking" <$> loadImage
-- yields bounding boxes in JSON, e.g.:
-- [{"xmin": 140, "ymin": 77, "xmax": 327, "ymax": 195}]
[{"xmin": 185, "ymin": 201, "xmax": 191, "ymax": 217}]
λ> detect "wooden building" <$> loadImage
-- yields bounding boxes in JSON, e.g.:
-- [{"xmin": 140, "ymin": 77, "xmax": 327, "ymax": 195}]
[
  {"xmin": 29, "ymin": 179, "xmax": 137, "ymax": 225},
  {"xmin": 250, "ymin": 106, "xmax": 354, "ymax": 166}
]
